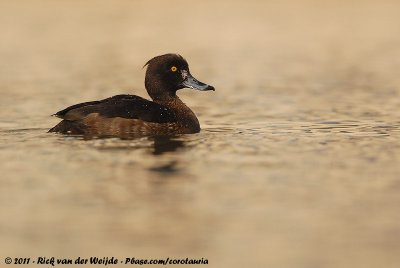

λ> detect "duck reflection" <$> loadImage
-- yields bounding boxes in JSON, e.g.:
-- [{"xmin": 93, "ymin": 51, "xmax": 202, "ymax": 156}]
[
  {"xmin": 85, "ymin": 134, "xmax": 187, "ymax": 174},
  {"xmin": 148, "ymin": 160, "xmax": 179, "ymax": 174},
  {"xmin": 148, "ymin": 136, "xmax": 186, "ymax": 175},
  {"xmin": 150, "ymin": 135, "xmax": 185, "ymax": 155}
]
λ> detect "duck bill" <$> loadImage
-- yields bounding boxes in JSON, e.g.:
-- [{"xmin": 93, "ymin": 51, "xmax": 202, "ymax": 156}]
[{"xmin": 182, "ymin": 73, "xmax": 215, "ymax": 91}]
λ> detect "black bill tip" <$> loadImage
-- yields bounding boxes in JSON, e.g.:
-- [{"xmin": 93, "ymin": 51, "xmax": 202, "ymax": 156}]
[{"xmin": 205, "ymin": 85, "xmax": 215, "ymax": 91}]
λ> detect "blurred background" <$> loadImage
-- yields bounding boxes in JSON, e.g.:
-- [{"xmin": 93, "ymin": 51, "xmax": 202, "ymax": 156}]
[{"xmin": 1, "ymin": 0, "xmax": 400, "ymax": 267}]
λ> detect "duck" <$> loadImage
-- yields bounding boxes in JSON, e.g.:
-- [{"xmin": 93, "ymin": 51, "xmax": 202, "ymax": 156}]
[{"xmin": 48, "ymin": 54, "xmax": 215, "ymax": 138}]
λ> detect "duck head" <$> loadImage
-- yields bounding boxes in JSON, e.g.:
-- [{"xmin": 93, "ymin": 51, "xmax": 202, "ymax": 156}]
[{"xmin": 144, "ymin": 54, "xmax": 215, "ymax": 101}]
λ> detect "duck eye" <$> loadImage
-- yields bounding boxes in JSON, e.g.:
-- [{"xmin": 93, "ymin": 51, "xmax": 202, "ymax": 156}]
[{"xmin": 171, "ymin": 66, "xmax": 177, "ymax": 72}]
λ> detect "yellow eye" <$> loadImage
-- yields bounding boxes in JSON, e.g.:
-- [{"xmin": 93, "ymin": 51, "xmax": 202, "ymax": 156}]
[{"xmin": 171, "ymin": 66, "xmax": 177, "ymax": 72}]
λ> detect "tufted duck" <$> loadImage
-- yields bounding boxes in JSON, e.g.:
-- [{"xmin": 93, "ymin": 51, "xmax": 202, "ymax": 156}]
[{"xmin": 48, "ymin": 54, "xmax": 215, "ymax": 138}]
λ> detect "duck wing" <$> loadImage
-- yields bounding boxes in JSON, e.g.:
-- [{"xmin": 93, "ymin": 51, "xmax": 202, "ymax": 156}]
[{"xmin": 53, "ymin": 94, "xmax": 177, "ymax": 123}]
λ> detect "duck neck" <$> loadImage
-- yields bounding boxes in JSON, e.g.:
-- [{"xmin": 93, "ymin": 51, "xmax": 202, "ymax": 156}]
[
  {"xmin": 155, "ymin": 95, "xmax": 200, "ymax": 131},
  {"xmin": 155, "ymin": 95, "xmax": 196, "ymax": 118}
]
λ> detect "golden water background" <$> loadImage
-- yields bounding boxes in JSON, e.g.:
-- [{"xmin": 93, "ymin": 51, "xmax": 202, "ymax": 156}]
[{"xmin": 1, "ymin": 0, "xmax": 400, "ymax": 267}]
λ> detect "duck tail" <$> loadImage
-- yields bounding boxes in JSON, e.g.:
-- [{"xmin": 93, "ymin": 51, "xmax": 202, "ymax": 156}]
[{"xmin": 48, "ymin": 120, "xmax": 86, "ymax": 134}]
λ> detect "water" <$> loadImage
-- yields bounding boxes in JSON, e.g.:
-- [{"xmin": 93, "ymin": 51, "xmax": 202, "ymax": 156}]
[{"xmin": 1, "ymin": 1, "xmax": 400, "ymax": 267}]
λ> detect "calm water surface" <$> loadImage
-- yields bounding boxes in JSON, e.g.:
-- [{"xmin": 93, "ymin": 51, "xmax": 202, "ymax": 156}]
[{"xmin": 1, "ymin": 1, "xmax": 400, "ymax": 267}]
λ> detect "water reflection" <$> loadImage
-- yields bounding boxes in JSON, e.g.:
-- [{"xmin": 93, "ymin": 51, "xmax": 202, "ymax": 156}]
[
  {"xmin": 148, "ymin": 160, "xmax": 180, "ymax": 174},
  {"xmin": 150, "ymin": 135, "xmax": 185, "ymax": 155},
  {"xmin": 88, "ymin": 135, "xmax": 186, "ymax": 155}
]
